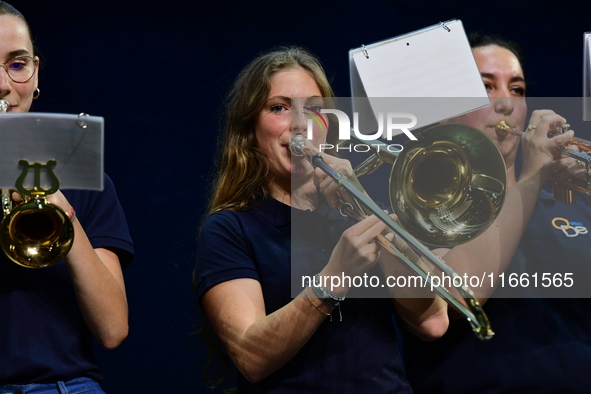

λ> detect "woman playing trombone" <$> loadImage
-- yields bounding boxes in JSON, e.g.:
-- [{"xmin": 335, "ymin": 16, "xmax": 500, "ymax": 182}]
[{"xmin": 194, "ymin": 46, "xmax": 449, "ymax": 393}]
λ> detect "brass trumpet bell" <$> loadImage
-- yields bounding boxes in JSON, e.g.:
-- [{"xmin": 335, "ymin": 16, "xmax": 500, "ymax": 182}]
[
  {"xmin": 0, "ymin": 196, "xmax": 74, "ymax": 268},
  {"xmin": 0, "ymin": 100, "xmax": 74, "ymax": 268},
  {"xmin": 389, "ymin": 123, "xmax": 507, "ymax": 247}
]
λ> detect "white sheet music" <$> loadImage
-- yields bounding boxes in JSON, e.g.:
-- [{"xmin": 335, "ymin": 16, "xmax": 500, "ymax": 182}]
[{"xmin": 349, "ymin": 20, "xmax": 489, "ymax": 133}]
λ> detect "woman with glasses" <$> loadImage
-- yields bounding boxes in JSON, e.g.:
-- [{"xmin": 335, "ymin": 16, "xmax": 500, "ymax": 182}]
[{"xmin": 0, "ymin": 2, "xmax": 133, "ymax": 393}]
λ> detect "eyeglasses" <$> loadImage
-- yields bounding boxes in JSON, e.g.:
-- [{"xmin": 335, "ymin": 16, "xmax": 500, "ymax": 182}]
[{"xmin": 0, "ymin": 55, "xmax": 37, "ymax": 83}]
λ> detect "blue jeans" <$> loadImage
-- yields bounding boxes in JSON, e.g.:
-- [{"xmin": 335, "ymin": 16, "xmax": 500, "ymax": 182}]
[{"xmin": 0, "ymin": 377, "xmax": 105, "ymax": 394}]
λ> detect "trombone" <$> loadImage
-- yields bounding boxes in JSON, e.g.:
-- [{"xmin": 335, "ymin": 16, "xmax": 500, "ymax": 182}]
[
  {"xmin": 290, "ymin": 123, "xmax": 507, "ymax": 340},
  {"xmin": 497, "ymin": 120, "xmax": 591, "ymax": 204},
  {"xmin": 0, "ymin": 99, "xmax": 74, "ymax": 268}
]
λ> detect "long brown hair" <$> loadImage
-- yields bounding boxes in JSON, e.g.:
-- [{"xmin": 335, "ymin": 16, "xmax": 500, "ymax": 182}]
[
  {"xmin": 198, "ymin": 46, "xmax": 335, "ymax": 392},
  {"xmin": 207, "ymin": 46, "xmax": 335, "ymax": 214}
]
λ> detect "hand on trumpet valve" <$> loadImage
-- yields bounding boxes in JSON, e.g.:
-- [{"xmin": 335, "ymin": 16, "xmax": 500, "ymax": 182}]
[
  {"xmin": 520, "ymin": 110, "xmax": 573, "ymax": 182},
  {"xmin": 572, "ymin": 160, "xmax": 589, "ymax": 178},
  {"xmin": 8, "ymin": 190, "xmax": 25, "ymax": 203},
  {"xmin": 10, "ymin": 189, "xmax": 74, "ymax": 218},
  {"xmin": 549, "ymin": 143, "xmax": 590, "ymax": 180}
]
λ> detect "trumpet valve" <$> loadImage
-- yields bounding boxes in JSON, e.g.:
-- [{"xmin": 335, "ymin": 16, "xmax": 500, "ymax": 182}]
[{"xmin": 549, "ymin": 123, "xmax": 571, "ymax": 137}]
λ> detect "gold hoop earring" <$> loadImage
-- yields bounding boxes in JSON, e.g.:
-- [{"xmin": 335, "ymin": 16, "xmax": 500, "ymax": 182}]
[{"xmin": 33, "ymin": 88, "xmax": 40, "ymax": 100}]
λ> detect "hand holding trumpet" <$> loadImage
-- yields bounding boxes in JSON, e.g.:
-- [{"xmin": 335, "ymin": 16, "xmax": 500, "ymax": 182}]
[
  {"xmin": 510, "ymin": 110, "xmax": 574, "ymax": 183},
  {"xmin": 498, "ymin": 109, "xmax": 591, "ymax": 203},
  {"xmin": 6, "ymin": 188, "xmax": 74, "ymax": 217}
]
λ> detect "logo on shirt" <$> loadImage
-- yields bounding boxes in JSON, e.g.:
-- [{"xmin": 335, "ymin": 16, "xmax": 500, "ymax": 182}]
[{"xmin": 552, "ymin": 217, "xmax": 588, "ymax": 237}]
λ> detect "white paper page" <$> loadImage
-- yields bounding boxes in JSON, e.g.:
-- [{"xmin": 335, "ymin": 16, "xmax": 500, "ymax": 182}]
[{"xmin": 349, "ymin": 20, "xmax": 489, "ymax": 133}]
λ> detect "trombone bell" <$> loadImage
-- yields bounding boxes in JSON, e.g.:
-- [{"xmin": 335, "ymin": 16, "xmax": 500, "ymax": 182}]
[
  {"xmin": 290, "ymin": 132, "xmax": 498, "ymax": 339},
  {"xmin": 390, "ymin": 123, "xmax": 507, "ymax": 247}
]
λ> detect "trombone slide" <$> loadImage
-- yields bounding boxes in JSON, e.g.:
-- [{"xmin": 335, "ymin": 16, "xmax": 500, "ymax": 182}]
[{"xmin": 291, "ymin": 134, "xmax": 494, "ymax": 340}]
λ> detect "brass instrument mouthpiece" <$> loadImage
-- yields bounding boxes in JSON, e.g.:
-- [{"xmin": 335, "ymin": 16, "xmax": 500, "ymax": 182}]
[
  {"xmin": 495, "ymin": 120, "xmax": 513, "ymax": 137},
  {"xmin": 289, "ymin": 134, "xmax": 307, "ymax": 157}
]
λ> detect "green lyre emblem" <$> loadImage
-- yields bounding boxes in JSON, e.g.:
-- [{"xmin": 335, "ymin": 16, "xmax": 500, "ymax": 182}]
[{"xmin": 15, "ymin": 159, "xmax": 60, "ymax": 197}]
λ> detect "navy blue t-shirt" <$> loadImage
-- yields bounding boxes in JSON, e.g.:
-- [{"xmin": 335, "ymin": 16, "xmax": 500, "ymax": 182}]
[
  {"xmin": 403, "ymin": 189, "xmax": 591, "ymax": 393},
  {"xmin": 195, "ymin": 196, "xmax": 412, "ymax": 393},
  {"xmin": 0, "ymin": 174, "xmax": 134, "ymax": 384}
]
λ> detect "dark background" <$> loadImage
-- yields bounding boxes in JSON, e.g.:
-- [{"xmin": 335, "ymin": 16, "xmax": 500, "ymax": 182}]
[{"xmin": 10, "ymin": 0, "xmax": 590, "ymax": 392}]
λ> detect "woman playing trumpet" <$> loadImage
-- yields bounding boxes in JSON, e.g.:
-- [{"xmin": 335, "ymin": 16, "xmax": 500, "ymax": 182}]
[
  {"xmin": 0, "ymin": 2, "xmax": 133, "ymax": 393},
  {"xmin": 403, "ymin": 33, "xmax": 591, "ymax": 393}
]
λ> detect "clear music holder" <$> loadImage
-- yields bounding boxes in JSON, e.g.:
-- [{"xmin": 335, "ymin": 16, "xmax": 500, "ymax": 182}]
[{"xmin": 0, "ymin": 112, "xmax": 103, "ymax": 191}]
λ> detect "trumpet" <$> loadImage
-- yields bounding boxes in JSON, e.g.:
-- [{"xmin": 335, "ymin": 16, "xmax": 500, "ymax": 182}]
[
  {"xmin": 290, "ymin": 125, "xmax": 504, "ymax": 340},
  {"xmin": 0, "ymin": 99, "xmax": 74, "ymax": 268},
  {"xmin": 496, "ymin": 120, "xmax": 591, "ymax": 204}
]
